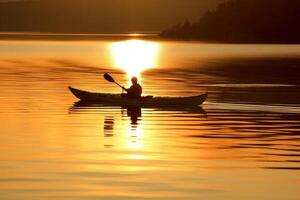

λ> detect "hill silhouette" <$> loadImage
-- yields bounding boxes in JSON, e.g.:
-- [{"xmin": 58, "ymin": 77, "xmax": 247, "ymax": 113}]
[
  {"xmin": 160, "ymin": 0, "xmax": 300, "ymax": 43},
  {"xmin": 0, "ymin": 0, "xmax": 222, "ymax": 33}
]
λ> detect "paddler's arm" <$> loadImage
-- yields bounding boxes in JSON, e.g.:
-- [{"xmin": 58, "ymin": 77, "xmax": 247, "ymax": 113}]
[{"xmin": 122, "ymin": 86, "xmax": 128, "ymax": 92}]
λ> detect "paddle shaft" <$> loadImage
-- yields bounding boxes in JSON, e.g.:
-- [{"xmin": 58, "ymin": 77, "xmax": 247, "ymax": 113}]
[{"xmin": 114, "ymin": 81, "xmax": 124, "ymax": 89}]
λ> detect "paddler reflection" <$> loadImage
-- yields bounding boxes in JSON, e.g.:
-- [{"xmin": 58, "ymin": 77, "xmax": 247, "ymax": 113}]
[
  {"xmin": 122, "ymin": 106, "xmax": 142, "ymax": 148},
  {"xmin": 124, "ymin": 106, "xmax": 142, "ymax": 125},
  {"xmin": 103, "ymin": 106, "xmax": 142, "ymax": 146}
]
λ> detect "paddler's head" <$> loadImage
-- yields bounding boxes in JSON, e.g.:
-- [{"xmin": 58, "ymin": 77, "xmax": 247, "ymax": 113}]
[{"xmin": 131, "ymin": 77, "xmax": 138, "ymax": 84}]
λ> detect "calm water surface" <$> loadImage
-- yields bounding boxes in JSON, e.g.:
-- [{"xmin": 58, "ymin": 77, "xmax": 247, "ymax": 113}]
[{"xmin": 0, "ymin": 38, "xmax": 300, "ymax": 200}]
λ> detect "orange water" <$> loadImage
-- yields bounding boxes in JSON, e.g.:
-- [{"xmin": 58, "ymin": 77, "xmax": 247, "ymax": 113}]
[{"xmin": 0, "ymin": 39, "xmax": 300, "ymax": 200}]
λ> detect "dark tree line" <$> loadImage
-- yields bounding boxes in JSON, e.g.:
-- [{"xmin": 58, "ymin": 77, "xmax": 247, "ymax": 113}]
[{"xmin": 160, "ymin": 0, "xmax": 300, "ymax": 43}]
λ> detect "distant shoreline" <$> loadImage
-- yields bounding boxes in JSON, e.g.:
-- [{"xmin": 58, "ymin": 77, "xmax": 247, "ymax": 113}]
[
  {"xmin": 160, "ymin": 0, "xmax": 300, "ymax": 45},
  {"xmin": 2, "ymin": 32, "xmax": 300, "ymax": 44},
  {"xmin": 158, "ymin": 37, "xmax": 300, "ymax": 44},
  {"xmin": 0, "ymin": 32, "xmax": 160, "ymax": 41}
]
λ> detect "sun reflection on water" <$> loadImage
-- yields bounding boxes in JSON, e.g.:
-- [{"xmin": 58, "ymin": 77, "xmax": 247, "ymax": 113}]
[
  {"xmin": 110, "ymin": 40, "xmax": 159, "ymax": 78},
  {"xmin": 127, "ymin": 123, "xmax": 143, "ymax": 150}
]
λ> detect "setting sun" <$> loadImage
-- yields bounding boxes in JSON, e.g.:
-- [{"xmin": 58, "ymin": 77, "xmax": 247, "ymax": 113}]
[{"xmin": 110, "ymin": 40, "xmax": 159, "ymax": 78}]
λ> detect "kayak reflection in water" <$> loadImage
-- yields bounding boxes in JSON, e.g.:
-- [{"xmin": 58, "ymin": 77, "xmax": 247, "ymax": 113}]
[{"xmin": 121, "ymin": 77, "xmax": 142, "ymax": 98}]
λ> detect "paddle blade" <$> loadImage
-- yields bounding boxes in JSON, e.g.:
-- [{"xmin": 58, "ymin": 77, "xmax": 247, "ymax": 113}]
[{"xmin": 104, "ymin": 73, "xmax": 115, "ymax": 83}]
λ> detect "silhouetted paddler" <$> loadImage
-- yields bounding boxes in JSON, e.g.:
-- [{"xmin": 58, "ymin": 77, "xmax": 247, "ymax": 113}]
[{"xmin": 122, "ymin": 77, "xmax": 142, "ymax": 98}]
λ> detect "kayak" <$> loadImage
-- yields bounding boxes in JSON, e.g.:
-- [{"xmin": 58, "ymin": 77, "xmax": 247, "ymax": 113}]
[{"xmin": 68, "ymin": 86, "xmax": 207, "ymax": 106}]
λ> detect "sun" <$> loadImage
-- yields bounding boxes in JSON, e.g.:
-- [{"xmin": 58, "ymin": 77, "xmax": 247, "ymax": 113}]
[{"xmin": 110, "ymin": 39, "xmax": 159, "ymax": 78}]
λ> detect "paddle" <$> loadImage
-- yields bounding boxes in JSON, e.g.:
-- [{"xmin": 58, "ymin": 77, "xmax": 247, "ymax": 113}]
[{"xmin": 104, "ymin": 73, "xmax": 124, "ymax": 90}]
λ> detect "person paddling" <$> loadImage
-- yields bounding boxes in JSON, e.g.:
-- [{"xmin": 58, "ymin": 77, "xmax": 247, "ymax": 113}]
[{"xmin": 122, "ymin": 77, "xmax": 142, "ymax": 98}]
